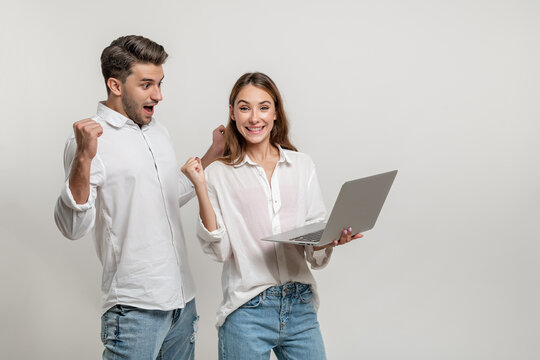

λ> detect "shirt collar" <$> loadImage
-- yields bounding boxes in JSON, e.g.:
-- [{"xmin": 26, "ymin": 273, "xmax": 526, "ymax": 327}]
[
  {"xmin": 234, "ymin": 145, "xmax": 293, "ymax": 168},
  {"xmin": 96, "ymin": 101, "xmax": 151, "ymax": 129}
]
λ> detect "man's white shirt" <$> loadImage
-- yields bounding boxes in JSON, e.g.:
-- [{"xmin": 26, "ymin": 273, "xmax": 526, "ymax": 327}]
[{"xmin": 55, "ymin": 102, "xmax": 196, "ymax": 314}]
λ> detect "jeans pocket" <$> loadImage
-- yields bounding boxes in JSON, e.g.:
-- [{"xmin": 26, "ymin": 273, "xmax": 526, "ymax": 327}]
[
  {"xmin": 117, "ymin": 304, "xmax": 137, "ymax": 315},
  {"xmin": 100, "ymin": 312, "xmax": 108, "ymax": 344},
  {"xmin": 299, "ymin": 285, "xmax": 313, "ymax": 304},
  {"xmin": 190, "ymin": 315, "xmax": 200, "ymax": 344},
  {"xmin": 240, "ymin": 294, "xmax": 263, "ymax": 308}
]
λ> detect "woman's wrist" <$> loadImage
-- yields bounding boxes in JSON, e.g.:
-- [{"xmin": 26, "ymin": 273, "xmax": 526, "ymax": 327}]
[{"xmin": 194, "ymin": 182, "xmax": 210, "ymax": 200}]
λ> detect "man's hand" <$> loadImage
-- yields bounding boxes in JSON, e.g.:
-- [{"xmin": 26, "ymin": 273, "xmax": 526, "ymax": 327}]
[
  {"xmin": 69, "ymin": 119, "xmax": 103, "ymax": 204},
  {"xmin": 313, "ymin": 227, "xmax": 363, "ymax": 251},
  {"xmin": 212, "ymin": 124, "xmax": 226, "ymax": 155},
  {"xmin": 73, "ymin": 118, "xmax": 103, "ymax": 161},
  {"xmin": 201, "ymin": 125, "xmax": 226, "ymax": 168}
]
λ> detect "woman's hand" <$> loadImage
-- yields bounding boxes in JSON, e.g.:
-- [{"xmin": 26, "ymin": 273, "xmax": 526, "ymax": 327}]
[
  {"xmin": 181, "ymin": 157, "xmax": 218, "ymax": 231},
  {"xmin": 181, "ymin": 157, "xmax": 206, "ymax": 189},
  {"xmin": 313, "ymin": 227, "xmax": 363, "ymax": 251}
]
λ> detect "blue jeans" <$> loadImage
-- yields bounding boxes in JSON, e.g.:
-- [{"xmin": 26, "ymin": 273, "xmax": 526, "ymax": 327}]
[
  {"xmin": 219, "ymin": 283, "xmax": 326, "ymax": 360},
  {"xmin": 101, "ymin": 299, "xmax": 198, "ymax": 360}
]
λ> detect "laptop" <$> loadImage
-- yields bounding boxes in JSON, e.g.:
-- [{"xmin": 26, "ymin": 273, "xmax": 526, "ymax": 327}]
[{"xmin": 261, "ymin": 170, "xmax": 397, "ymax": 246}]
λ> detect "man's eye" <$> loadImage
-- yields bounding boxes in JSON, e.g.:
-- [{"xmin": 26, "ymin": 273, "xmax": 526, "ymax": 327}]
[{"xmin": 142, "ymin": 83, "xmax": 150, "ymax": 89}]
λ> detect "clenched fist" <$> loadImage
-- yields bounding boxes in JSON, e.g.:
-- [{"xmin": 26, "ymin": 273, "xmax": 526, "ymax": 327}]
[
  {"xmin": 73, "ymin": 118, "xmax": 103, "ymax": 161},
  {"xmin": 211, "ymin": 125, "xmax": 226, "ymax": 157},
  {"xmin": 181, "ymin": 157, "xmax": 206, "ymax": 189},
  {"xmin": 69, "ymin": 119, "xmax": 103, "ymax": 204}
]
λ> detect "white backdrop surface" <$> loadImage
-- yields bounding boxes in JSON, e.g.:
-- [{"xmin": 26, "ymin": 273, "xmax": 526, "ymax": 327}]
[{"xmin": 1, "ymin": 0, "xmax": 539, "ymax": 359}]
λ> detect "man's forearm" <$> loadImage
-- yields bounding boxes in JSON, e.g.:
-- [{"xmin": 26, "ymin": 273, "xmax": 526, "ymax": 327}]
[{"xmin": 69, "ymin": 154, "xmax": 92, "ymax": 204}]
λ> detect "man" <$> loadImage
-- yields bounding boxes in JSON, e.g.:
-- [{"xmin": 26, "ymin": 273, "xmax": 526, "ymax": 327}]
[{"xmin": 54, "ymin": 35, "xmax": 224, "ymax": 359}]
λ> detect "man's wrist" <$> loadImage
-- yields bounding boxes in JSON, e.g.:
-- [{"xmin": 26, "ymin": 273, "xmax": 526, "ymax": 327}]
[{"xmin": 74, "ymin": 151, "xmax": 94, "ymax": 166}]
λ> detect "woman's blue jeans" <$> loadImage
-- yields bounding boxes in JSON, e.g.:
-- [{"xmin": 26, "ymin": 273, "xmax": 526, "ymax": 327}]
[
  {"xmin": 101, "ymin": 299, "xmax": 198, "ymax": 360},
  {"xmin": 219, "ymin": 283, "xmax": 326, "ymax": 360}
]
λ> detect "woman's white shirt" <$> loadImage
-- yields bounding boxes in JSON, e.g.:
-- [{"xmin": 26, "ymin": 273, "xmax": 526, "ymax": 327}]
[{"xmin": 197, "ymin": 148, "xmax": 333, "ymax": 327}]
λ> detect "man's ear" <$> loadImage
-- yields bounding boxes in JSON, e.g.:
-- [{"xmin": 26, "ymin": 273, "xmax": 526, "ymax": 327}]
[{"xmin": 107, "ymin": 78, "xmax": 122, "ymax": 96}]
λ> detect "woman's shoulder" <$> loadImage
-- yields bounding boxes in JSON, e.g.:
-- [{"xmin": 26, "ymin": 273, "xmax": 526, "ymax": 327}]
[
  {"xmin": 282, "ymin": 149, "xmax": 316, "ymax": 167},
  {"xmin": 206, "ymin": 159, "xmax": 229, "ymax": 173},
  {"xmin": 205, "ymin": 159, "xmax": 235, "ymax": 179}
]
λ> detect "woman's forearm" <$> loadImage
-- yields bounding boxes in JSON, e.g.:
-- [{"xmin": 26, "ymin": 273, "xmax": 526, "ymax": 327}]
[{"xmin": 195, "ymin": 185, "xmax": 218, "ymax": 231}]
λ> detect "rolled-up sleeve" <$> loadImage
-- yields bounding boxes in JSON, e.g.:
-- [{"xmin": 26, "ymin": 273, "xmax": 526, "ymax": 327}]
[
  {"xmin": 305, "ymin": 245, "xmax": 333, "ymax": 269},
  {"xmin": 196, "ymin": 181, "xmax": 231, "ymax": 262},
  {"xmin": 178, "ymin": 172, "xmax": 196, "ymax": 207},
  {"xmin": 303, "ymin": 162, "xmax": 333, "ymax": 269},
  {"xmin": 54, "ymin": 137, "xmax": 104, "ymax": 240}
]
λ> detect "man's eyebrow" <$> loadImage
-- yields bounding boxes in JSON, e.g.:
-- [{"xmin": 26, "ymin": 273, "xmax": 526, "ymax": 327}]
[{"xmin": 140, "ymin": 76, "xmax": 165, "ymax": 82}]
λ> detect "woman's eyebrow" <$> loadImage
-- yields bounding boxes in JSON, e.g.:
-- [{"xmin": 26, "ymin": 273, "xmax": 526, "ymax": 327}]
[{"xmin": 236, "ymin": 99, "xmax": 271, "ymax": 105}]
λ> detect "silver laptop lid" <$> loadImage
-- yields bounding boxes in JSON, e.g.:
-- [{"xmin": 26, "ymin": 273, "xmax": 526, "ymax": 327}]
[
  {"xmin": 261, "ymin": 170, "xmax": 397, "ymax": 246},
  {"xmin": 317, "ymin": 170, "xmax": 397, "ymax": 245}
]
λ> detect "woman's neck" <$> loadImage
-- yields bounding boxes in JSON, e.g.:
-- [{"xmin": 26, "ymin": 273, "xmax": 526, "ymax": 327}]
[{"xmin": 245, "ymin": 141, "xmax": 279, "ymax": 164}]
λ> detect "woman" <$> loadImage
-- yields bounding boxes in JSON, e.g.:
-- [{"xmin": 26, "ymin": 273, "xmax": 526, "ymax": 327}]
[{"xmin": 182, "ymin": 72, "xmax": 362, "ymax": 360}]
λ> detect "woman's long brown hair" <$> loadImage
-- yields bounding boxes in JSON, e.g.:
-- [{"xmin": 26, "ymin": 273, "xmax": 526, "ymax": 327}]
[{"xmin": 220, "ymin": 72, "xmax": 297, "ymax": 166}]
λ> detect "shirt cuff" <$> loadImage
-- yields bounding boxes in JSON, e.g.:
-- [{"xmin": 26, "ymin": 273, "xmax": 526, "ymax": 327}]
[
  {"xmin": 59, "ymin": 181, "xmax": 95, "ymax": 211},
  {"xmin": 178, "ymin": 186, "xmax": 196, "ymax": 207},
  {"xmin": 196, "ymin": 215, "xmax": 226, "ymax": 243}
]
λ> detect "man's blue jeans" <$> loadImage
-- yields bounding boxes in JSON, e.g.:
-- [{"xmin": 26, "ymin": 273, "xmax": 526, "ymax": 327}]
[
  {"xmin": 218, "ymin": 283, "xmax": 326, "ymax": 360},
  {"xmin": 101, "ymin": 299, "xmax": 198, "ymax": 360}
]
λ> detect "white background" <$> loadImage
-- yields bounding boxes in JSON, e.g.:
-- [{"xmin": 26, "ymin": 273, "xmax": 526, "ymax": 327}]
[{"xmin": 1, "ymin": 0, "xmax": 539, "ymax": 359}]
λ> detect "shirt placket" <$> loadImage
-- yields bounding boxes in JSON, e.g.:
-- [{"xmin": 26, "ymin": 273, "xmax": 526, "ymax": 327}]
[
  {"xmin": 140, "ymin": 127, "xmax": 185, "ymax": 306},
  {"xmin": 257, "ymin": 162, "xmax": 290, "ymax": 284}
]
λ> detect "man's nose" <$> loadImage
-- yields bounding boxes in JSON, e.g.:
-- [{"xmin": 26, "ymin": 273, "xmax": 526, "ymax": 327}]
[{"xmin": 151, "ymin": 86, "xmax": 163, "ymax": 102}]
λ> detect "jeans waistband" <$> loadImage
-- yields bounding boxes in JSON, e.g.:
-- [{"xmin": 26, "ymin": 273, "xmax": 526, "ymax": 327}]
[{"xmin": 263, "ymin": 282, "xmax": 310, "ymax": 297}]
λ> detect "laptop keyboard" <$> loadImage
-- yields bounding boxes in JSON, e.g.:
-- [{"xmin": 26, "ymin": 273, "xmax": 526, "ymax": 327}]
[{"xmin": 291, "ymin": 229, "xmax": 324, "ymax": 243}]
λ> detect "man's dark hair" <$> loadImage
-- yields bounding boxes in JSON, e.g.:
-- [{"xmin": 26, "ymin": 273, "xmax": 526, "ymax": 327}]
[{"xmin": 100, "ymin": 35, "xmax": 168, "ymax": 94}]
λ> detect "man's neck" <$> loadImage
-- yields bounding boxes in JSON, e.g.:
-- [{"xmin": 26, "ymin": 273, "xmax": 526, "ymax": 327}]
[{"xmin": 104, "ymin": 97, "xmax": 126, "ymax": 117}]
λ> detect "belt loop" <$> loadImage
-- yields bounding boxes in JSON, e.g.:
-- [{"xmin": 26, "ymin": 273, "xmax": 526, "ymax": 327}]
[
  {"xmin": 261, "ymin": 289, "xmax": 266, "ymax": 301},
  {"xmin": 295, "ymin": 282, "xmax": 300, "ymax": 297}
]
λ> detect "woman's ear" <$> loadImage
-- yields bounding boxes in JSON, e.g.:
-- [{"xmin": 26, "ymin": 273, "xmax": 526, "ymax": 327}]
[
  {"xmin": 107, "ymin": 78, "xmax": 122, "ymax": 96},
  {"xmin": 229, "ymin": 104, "xmax": 235, "ymax": 121}
]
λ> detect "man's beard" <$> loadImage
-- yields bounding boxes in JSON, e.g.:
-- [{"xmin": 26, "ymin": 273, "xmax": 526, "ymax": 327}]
[{"xmin": 122, "ymin": 91, "xmax": 146, "ymax": 126}]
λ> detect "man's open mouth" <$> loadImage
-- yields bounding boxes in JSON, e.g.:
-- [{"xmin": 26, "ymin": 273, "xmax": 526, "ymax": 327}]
[{"xmin": 143, "ymin": 105, "xmax": 155, "ymax": 115}]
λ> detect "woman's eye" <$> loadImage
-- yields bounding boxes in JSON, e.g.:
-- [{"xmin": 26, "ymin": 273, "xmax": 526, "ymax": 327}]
[
  {"xmin": 240, "ymin": 106, "xmax": 249, "ymax": 111},
  {"xmin": 261, "ymin": 106, "xmax": 269, "ymax": 111}
]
